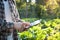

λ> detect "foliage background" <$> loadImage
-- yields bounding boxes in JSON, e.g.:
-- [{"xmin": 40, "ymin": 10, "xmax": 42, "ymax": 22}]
[
  {"xmin": 16, "ymin": 0, "xmax": 60, "ymax": 40},
  {"xmin": 16, "ymin": 0, "xmax": 60, "ymax": 19}
]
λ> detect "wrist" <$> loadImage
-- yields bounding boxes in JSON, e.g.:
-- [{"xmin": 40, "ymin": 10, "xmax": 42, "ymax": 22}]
[
  {"xmin": 7, "ymin": 22, "xmax": 14, "ymax": 29},
  {"xmin": 13, "ymin": 22, "xmax": 25, "ymax": 31}
]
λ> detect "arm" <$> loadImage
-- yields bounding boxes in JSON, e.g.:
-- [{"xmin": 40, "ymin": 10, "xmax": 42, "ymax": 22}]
[
  {"xmin": 8, "ymin": 22, "xmax": 30, "ymax": 32},
  {"xmin": 13, "ymin": 22, "xmax": 30, "ymax": 32}
]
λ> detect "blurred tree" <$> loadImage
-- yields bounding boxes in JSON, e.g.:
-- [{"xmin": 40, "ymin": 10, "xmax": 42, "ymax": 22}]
[
  {"xmin": 35, "ymin": 0, "xmax": 60, "ymax": 19},
  {"xmin": 56, "ymin": 0, "xmax": 60, "ymax": 5},
  {"xmin": 16, "ymin": 0, "xmax": 60, "ymax": 19}
]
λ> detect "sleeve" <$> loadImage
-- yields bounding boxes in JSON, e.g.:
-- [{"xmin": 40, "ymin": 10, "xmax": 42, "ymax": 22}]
[
  {"xmin": 7, "ymin": 19, "xmax": 24, "ymax": 29},
  {"xmin": 7, "ymin": 22, "xmax": 14, "ymax": 29}
]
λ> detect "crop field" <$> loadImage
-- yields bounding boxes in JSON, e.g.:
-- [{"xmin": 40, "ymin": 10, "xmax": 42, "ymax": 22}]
[{"xmin": 18, "ymin": 18, "xmax": 60, "ymax": 40}]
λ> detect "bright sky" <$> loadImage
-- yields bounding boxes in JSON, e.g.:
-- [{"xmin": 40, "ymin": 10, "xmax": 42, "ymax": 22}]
[
  {"xmin": 27, "ymin": 0, "xmax": 35, "ymax": 3},
  {"xmin": 31, "ymin": 0, "xmax": 35, "ymax": 3}
]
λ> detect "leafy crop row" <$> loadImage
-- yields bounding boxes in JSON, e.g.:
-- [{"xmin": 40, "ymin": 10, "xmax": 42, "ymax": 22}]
[{"xmin": 18, "ymin": 19, "xmax": 60, "ymax": 40}]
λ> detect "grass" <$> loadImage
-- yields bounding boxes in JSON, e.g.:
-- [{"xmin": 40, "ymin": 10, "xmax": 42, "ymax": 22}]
[{"xmin": 21, "ymin": 18, "xmax": 39, "ymax": 22}]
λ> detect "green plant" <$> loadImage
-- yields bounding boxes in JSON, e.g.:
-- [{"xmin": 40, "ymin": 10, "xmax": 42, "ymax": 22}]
[
  {"xmin": 47, "ymin": 32, "xmax": 60, "ymax": 40},
  {"xmin": 18, "ymin": 19, "xmax": 60, "ymax": 40}
]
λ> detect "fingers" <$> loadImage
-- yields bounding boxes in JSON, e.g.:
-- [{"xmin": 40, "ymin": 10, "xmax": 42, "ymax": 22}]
[
  {"xmin": 22, "ymin": 22, "xmax": 30, "ymax": 28},
  {"xmin": 14, "ymin": 22, "xmax": 30, "ymax": 32}
]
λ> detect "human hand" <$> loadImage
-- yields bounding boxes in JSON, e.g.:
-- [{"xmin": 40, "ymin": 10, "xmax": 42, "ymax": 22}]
[
  {"xmin": 21, "ymin": 22, "xmax": 30, "ymax": 28},
  {"xmin": 14, "ymin": 22, "xmax": 30, "ymax": 32}
]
